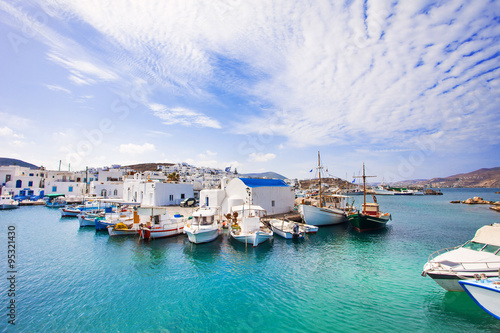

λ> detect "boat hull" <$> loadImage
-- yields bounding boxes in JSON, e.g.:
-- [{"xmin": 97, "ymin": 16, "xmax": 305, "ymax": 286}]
[
  {"xmin": 459, "ymin": 279, "xmax": 500, "ymax": 319},
  {"xmin": 298, "ymin": 204, "xmax": 347, "ymax": 226},
  {"xmin": 348, "ymin": 213, "xmax": 390, "ymax": 231},
  {"xmin": 78, "ymin": 215, "xmax": 97, "ymax": 227},
  {"xmin": 424, "ymin": 268, "xmax": 500, "ymax": 292},
  {"xmin": 230, "ymin": 230, "xmax": 272, "ymax": 247},
  {"xmin": 0, "ymin": 204, "xmax": 19, "ymax": 210},
  {"xmin": 60, "ymin": 208, "xmax": 81, "ymax": 217},
  {"xmin": 108, "ymin": 227, "xmax": 139, "ymax": 236},
  {"xmin": 184, "ymin": 228, "xmax": 221, "ymax": 244},
  {"xmin": 139, "ymin": 226, "xmax": 184, "ymax": 239}
]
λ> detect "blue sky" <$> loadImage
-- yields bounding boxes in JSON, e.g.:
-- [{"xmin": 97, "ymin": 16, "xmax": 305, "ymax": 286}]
[{"xmin": 0, "ymin": 0, "xmax": 499, "ymax": 181}]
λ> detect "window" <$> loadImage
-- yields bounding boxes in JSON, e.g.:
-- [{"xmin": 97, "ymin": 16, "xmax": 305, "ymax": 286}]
[
  {"xmin": 28, "ymin": 181, "xmax": 33, "ymax": 187},
  {"xmin": 181, "ymin": 193, "xmax": 185, "ymax": 199},
  {"xmin": 29, "ymin": 173, "xmax": 34, "ymax": 176},
  {"xmin": 462, "ymin": 242, "xmax": 486, "ymax": 251},
  {"xmin": 5, "ymin": 175, "xmax": 11, "ymax": 182},
  {"xmin": 16, "ymin": 180, "xmax": 22, "ymax": 188},
  {"xmin": 206, "ymin": 197, "xmax": 209, "ymax": 207},
  {"xmin": 68, "ymin": 186, "xmax": 73, "ymax": 192},
  {"xmin": 52, "ymin": 186, "xmax": 57, "ymax": 192},
  {"xmin": 101, "ymin": 189, "xmax": 107, "ymax": 197},
  {"xmin": 169, "ymin": 195, "xmax": 174, "ymax": 201},
  {"xmin": 483, "ymin": 244, "xmax": 500, "ymax": 254},
  {"xmin": 113, "ymin": 189, "xmax": 118, "ymax": 196},
  {"xmin": 272, "ymin": 200, "xmax": 275, "ymax": 207}
]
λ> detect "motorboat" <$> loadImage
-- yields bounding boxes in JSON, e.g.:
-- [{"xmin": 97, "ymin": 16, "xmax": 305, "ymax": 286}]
[
  {"xmin": 422, "ymin": 223, "xmax": 500, "ymax": 291},
  {"xmin": 184, "ymin": 207, "xmax": 222, "ymax": 244},
  {"xmin": 459, "ymin": 275, "xmax": 500, "ymax": 320},
  {"xmin": 269, "ymin": 219, "xmax": 305, "ymax": 239},
  {"xmin": 0, "ymin": 194, "xmax": 19, "ymax": 210},
  {"xmin": 227, "ymin": 205, "xmax": 273, "ymax": 247},
  {"xmin": 107, "ymin": 210, "xmax": 141, "ymax": 236},
  {"xmin": 45, "ymin": 194, "xmax": 66, "ymax": 208},
  {"xmin": 138, "ymin": 207, "xmax": 186, "ymax": 240}
]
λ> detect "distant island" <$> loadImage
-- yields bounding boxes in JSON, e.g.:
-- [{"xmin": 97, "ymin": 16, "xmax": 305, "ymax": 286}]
[{"xmin": 393, "ymin": 167, "xmax": 500, "ymax": 188}]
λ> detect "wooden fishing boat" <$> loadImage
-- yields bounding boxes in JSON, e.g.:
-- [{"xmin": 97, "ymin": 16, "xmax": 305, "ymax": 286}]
[{"xmin": 347, "ymin": 163, "xmax": 391, "ymax": 232}]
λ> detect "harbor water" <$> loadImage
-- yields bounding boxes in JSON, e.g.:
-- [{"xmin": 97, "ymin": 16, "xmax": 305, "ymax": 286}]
[{"xmin": 1, "ymin": 188, "xmax": 500, "ymax": 332}]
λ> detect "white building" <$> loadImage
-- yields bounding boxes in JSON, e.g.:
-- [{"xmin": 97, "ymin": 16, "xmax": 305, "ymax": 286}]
[
  {"xmin": 0, "ymin": 165, "xmax": 45, "ymax": 197},
  {"xmin": 200, "ymin": 178, "xmax": 295, "ymax": 215},
  {"xmin": 123, "ymin": 175, "xmax": 194, "ymax": 206}
]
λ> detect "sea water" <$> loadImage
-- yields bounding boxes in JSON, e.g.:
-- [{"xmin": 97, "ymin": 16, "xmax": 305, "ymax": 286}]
[{"xmin": 1, "ymin": 188, "xmax": 500, "ymax": 332}]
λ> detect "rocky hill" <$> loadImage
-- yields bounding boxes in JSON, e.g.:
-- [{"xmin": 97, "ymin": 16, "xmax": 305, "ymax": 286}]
[
  {"xmin": 122, "ymin": 163, "xmax": 174, "ymax": 173},
  {"xmin": 398, "ymin": 167, "xmax": 500, "ymax": 188},
  {"xmin": 0, "ymin": 157, "xmax": 39, "ymax": 169}
]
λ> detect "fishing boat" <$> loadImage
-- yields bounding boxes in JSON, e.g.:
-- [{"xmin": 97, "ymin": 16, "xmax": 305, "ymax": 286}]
[
  {"xmin": 347, "ymin": 164, "xmax": 391, "ymax": 232},
  {"xmin": 269, "ymin": 219, "xmax": 305, "ymax": 239},
  {"xmin": 45, "ymin": 194, "xmax": 66, "ymax": 208},
  {"xmin": 297, "ymin": 152, "xmax": 350, "ymax": 226},
  {"xmin": 108, "ymin": 209, "xmax": 141, "ymax": 236},
  {"xmin": 78, "ymin": 212, "xmax": 102, "ymax": 227},
  {"xmin": 422, "ymin": 223, "xmax": 500, "ymax": 291},
  {"xmin": 459, "ymin": 276, "xmax": 500, "ymax": 320},
  {"xmin": 227, "ymin": 205, "xmax": 273, "ymax": 247},
  {"xmin": 0, "ymin": 194, "xmax": 19, "ymax": 210},
  {"xmin": 93, "ymin": 199, "xmax": 139, "ymax": 230},
  {"xmin": 138, "ymin": 207, "xmax": 186, "ymax": 240},
  {"xmin": 184, "ymin": 206, "xmax": 222, "ymax": 244}
]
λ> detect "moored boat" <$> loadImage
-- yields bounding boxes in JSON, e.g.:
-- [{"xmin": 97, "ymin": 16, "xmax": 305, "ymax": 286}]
[
  {"xmin": 297, "ymin": 152, "xmax": 350, "ymax": 226},
  {"xmin": 422, "ymin": 223, "xmax": 500, "ymax": 291},
  {"xmin": 138, "ymin": 207, "xmax": 186, "ymax": 240},
  {"xmin": 227, "ymin": 205, "xmax": 273, "ymax": 247},
  {"xmin": 0, "ymin": 194, "xmax": 19, "ymax": 210},
  {"xmin": 184, "ymin": 207, "xmax": 222, "ymax": 244},
  {"xmin": 45, "ymin": 194, "xmax": 66, "ymax": 208},
  {"xmin": 347, "ymin": 164, "xmax": 391, "ymax": 232},
  {"xmin": 459, "ymin": 275, "xmax": 500, "ymax": 320},
  {"xmin": 269, "ymin": 219, "xmax": 305, "ymax": 239}
]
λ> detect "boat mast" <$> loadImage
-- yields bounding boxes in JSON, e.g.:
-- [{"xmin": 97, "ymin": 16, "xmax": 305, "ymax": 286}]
[
  {"xmin": 318, "ymin": 151, "xmax": 322, "ymax": 208},
  {"xmin": 362, "ymin": 163, "xmax": 366, "ymax": 214}
]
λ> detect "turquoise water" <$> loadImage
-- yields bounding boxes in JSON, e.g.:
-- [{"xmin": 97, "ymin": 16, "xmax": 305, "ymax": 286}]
[{"xmin": 1, "ymin": 188, "xmax": 500, "ymax": 332}]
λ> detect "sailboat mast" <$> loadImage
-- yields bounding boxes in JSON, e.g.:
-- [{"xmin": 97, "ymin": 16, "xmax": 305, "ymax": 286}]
[
  {"xmin": 318, "ymin": 151, "xmax": 322, "ymax": 208},
  {"xmin": 362, "ymin": 163, "xmax": 366, "ymax": 214}
]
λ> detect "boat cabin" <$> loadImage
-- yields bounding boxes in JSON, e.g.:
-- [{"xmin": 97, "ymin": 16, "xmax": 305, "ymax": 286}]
[
  {"xmin": 461, "ymin": 223, "xmax": 500, "ymax": 255},
  {"xmin": 362, "ymin": 202, "xmax": 380, "ymax": 216}
]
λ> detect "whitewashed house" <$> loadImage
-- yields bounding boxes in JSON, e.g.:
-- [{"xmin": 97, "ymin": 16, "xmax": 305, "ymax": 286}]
[
  {"xmin": 123, "ymin": 174, "xmax": 194, "ymax": 206},
  {"xmin": 0, "ymin": 165, "xmax": 45, "ymax": 197},
  {"xmin": 200, "ymin": 178, "xmax": 295, "ymax": 215}
]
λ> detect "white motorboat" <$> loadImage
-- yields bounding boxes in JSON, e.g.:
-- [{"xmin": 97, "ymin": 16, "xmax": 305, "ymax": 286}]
[
  {"xmin": 459, "ymin": 276, "xmax": 500, "ymax": 320},
  {"xmin": 269, "ymin": 219, "xmax": 305, "ymax": 239},
  {"xmin": 0, "ymin": 194, "xmax": 19, "ymax": 210},
  {"xmin": 422, "ymin": 223, "xmax": 500, "ymax": 291},
  {"xmin": 184, "ymin": 207, "xmax": 222, "ymax": 244},
  {"xmin": 228, "ymin": 205, "xmax": 273, "ymax": 247},
  {"xmin": 139, "ymin": 207, "xmax": 186, "ymax": 240}
]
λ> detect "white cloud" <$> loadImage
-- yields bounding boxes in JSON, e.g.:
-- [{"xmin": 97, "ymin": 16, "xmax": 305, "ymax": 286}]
[
  {"xmin": 0, "ymin": 126, "xmax": 14, "ymax": 136},
  {"xmin": 45, "ymin": 84, "xmax": 71, "ymax": 94},
  {"xmin": 248, "ymin": 152, "xmax": 276, "ymax": 162},
  {"xmin": 149, "ymin": 103, "xmax": 221, "ymax": 129},
  {"xmin": 119, "ymin": 143, "xmax": 156, "ymax": 154}
]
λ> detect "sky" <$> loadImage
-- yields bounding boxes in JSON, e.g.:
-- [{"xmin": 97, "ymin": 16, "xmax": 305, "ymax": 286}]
[{"xmin": 0, "ymin": 0, "xmax": 499, "ymax": 182}]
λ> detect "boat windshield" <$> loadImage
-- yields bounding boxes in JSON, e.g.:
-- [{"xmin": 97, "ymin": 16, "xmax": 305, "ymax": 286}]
[
  {"xmin": 462, "ymin": 241, "xmax": 486, "ymax": 251},
  {"xmin": 461, "ymin": 241, "xmax": 500, "ymax": 254},
  {"xmin": 482, "ymin": 244, "xmax": 500, "ymax": 254},
  {"xmin": 192, "ymin": 215, "xmax": 214, "ymax": 226}
]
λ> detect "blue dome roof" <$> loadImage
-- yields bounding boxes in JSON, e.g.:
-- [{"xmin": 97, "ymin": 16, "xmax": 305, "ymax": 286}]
[{"xmin": 238, "ymin": 178, "xmax": 289, "ymax": 188}]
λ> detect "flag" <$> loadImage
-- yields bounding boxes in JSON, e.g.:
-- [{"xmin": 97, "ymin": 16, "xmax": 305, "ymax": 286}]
[
  {"xmin": 225, "ymin": 167, "xmax": 231, "ymax": 172},
  {"xmin": 352, "ymin": 179, "xmax": 355, "ymax": 183},
  {"xmin": 309, "ymin": 169, "xmax": 313, "ymax": 172}
]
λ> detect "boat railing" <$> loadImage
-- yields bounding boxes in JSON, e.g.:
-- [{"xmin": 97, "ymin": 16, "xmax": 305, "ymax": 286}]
[
  {"xmin": 426, "ymin": 245, "xmax": 464, "ymax": 263},
  {"xmin": 457, "ymin": 261, "xmax": 500, "ymax": 270}
]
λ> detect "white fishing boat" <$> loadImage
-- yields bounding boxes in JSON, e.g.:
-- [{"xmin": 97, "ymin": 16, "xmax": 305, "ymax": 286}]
[
  {"xmin": 459, "ymin": 275, "xmax": 500, "ymax": 320},
  {"xmin": 139, "ymin": 207, "xmax": 186, "ymax": 240},
  {"xmin": 228, "ymin": 205, "xmax": 273, "ymax": 247},
  {"xmin": 269, "ymin": 219, "xmax": 305, "ymax": 239},
  {"xmin": 184, "ymin": 207, "xmax": 222, "ymax": 244},
  {"xmin": 297, "ymin": 152, "xmax": 351, "ymax": 226},
  {"xmin": 45, "ymin": 194, "xmax": 66, "ymax": 208},
  {"xmin": 107, "ymin": 211, "xmax": 141, "ymax": 236},
  {"xmin": 0, "ymin": 194, "xmax": 19, "ymax": 210},
  {"xmin": 422, "ymin": 223, "xmax": 500, "ymax": 291},
  {"xmin": 78, "ymin": 212, "xmax": 102, "ymax": 227}
]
